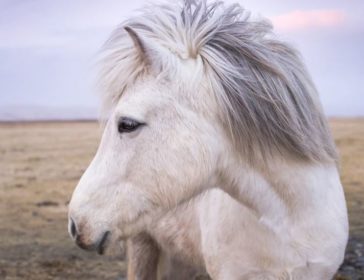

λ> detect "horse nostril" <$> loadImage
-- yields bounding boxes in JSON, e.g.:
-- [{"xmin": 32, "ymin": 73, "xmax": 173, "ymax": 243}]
[{"xmin": 69, "ymin": 218, "xmax": 77, "ymax": 239}]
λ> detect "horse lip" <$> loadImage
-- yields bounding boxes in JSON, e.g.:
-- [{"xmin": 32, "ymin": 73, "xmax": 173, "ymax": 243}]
[
  {"xmin": 97, "ymin": 231, "xmax": 111, "ymax": 255},
  {"xmin": 76, "ymin": 236, "xmax": 95, "ymax": 251}
]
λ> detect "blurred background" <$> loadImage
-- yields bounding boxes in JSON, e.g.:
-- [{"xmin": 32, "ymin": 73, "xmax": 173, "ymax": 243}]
[{"xmin": 0, "ymin": 0, "xmax": 363, "ymax": 279}]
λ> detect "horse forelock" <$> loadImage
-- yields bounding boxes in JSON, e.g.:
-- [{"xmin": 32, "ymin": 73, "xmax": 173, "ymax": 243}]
[{"xmin": 98, "ymin": 0, "xmax": 337, "ymax": 163}]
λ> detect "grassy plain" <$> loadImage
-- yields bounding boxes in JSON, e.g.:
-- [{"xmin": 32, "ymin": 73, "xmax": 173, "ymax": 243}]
[{"xmin": 0, "ymin": 120, "xmax": 363, "ymax": 279}]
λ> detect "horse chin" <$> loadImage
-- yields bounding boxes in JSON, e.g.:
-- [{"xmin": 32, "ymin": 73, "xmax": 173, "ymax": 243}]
[
  {"xmin": 96, "ymin": 231, "xmax": 111, "ymax": 255},
  {"xmin": 116, "ymin": 210, "xmax": 155, "ymax": 239},
  {"xmin": 93, "ymin": 231, "xmax": 123, "ymax": 256}
]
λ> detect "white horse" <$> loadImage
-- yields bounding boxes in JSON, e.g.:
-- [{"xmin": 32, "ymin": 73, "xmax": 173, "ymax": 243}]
[{"xmin": 68, "ymin": 0, "xmax": 348, "ymax": 279}]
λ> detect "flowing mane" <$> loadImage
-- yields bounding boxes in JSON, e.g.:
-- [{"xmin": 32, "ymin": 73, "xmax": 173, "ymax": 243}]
[{"xmin": 98, "ymin": 0, "xmax": 337, "ymax": 163}]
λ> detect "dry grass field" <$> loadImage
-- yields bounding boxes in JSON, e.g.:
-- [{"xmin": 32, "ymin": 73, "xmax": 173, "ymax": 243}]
[{"xmin": 0, "ymin": 120, "xmax": 363, "ymax": 279}]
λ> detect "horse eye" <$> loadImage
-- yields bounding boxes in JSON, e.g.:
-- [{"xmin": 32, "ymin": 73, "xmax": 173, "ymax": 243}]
[{"xmin": 118, "ymin": 117, "xmax": 143, "ymax": 133}]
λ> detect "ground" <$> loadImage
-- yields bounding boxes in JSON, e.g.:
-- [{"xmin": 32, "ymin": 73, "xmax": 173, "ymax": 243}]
[{"xmin": 0, "ymin": 120, "xmax": 363, "ymax": 280}]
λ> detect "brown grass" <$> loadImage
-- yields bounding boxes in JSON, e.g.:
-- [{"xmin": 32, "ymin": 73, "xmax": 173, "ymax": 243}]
[
  {"xmin": 0, "ymin": 120, "xmax": 363, "ymax": 279},
  {"xmin": 330, "ymin": 119, "xmax": 364, "ymax": 237}
]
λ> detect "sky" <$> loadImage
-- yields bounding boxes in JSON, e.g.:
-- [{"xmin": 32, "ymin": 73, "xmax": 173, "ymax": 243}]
[{"xmin": 0, "ymin": 0, "xmax": 363, "ymax": 119}]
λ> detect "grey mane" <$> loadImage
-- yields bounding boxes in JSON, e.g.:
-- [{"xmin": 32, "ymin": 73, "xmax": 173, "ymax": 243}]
[{"xmin": 99, "ymin": 0, "xmax": 337, "ymax": 163}]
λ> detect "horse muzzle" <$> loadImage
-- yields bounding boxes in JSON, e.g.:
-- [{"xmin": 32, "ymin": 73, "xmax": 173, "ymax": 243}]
[{"xmin": 68, "ymin": 217, "xmax": 111, "ymax": 255}]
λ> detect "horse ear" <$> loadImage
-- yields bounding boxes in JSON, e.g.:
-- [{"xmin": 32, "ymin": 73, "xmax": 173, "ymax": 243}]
[
  {"xmin": 124, "ymin": 26, "xmax": 163, "ymax": 72},
  {"xmin": 124, "ymin": 27, "xmax": 148, "ymax": 62}
]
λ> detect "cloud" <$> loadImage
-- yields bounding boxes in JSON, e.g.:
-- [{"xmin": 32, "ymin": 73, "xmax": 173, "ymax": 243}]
[{"xmin": 271, "ymin": 9, "xmax": 346, "ymax": 32}]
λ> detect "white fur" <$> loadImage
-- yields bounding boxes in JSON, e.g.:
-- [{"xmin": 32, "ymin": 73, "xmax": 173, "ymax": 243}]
[
  {"xmin": 142, "ymin": 164, "xmax": 348, "ymax": 279},
  {"xmin": 68, "ymin": 1, "xmax": 348, "ymax": 279}
]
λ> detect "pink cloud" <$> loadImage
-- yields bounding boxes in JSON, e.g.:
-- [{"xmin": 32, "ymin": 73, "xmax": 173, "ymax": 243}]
[{"xmin": 271, "ymin": 10, "xmax": 346, "ymax": 32}]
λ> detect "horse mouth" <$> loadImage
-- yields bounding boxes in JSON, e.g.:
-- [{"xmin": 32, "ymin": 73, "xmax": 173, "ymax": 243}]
[{"xmin": 97, "ymin": 231, "xmax": 111, "ymax": 255}]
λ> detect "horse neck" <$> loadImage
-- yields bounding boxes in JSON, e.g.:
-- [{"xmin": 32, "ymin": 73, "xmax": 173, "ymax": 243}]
[{"xmin": 219, "ymin": 156, "xmax": 342, "ymax": 224}]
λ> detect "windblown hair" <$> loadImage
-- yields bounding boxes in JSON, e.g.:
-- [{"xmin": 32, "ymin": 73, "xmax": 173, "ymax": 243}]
[{"xmin": 99, "ymin": 0, "xmax": 337, "ymax": 163}]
